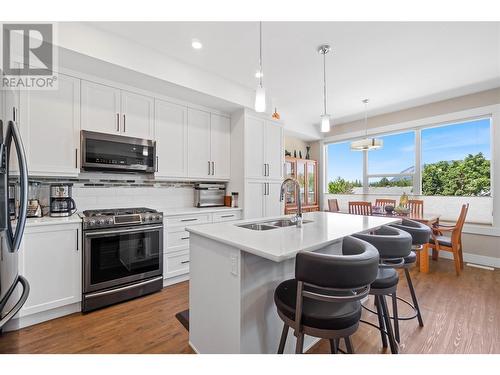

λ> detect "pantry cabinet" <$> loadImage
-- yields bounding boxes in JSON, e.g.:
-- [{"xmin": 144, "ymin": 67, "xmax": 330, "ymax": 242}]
[
  {"xmin": 19, "ymin": 72, "xmax": 80, "ymax": 176},
  {"xmin": 187, "ymin": 108, "xmax": 231, "ymax": 180},
  {"xmin": 18, "ymin": 223, "xmax": 82, "ymax": 317},
  {"xmin": 244, "ymin": 115, "xmax": 283, "ymax": 180},
  {"xmin": 81, "ymin": 80, "xmax": 153, "ymax": 139},
  {"xmin": 244, "ymin": 180, "xmax": 283, "ymax": 219}
]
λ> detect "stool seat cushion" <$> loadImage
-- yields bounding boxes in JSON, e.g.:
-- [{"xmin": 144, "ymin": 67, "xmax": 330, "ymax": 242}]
[
  {"xmin": 274, "ymin": 279, "xmax": 361, "ymax": 330},
  {"xmin": 371, "ymin": 268, "xmax": 399, "ymax": 289},
  {"xmin": 430, "ymin": 235, "xmax": 452, "ymax": 248}
]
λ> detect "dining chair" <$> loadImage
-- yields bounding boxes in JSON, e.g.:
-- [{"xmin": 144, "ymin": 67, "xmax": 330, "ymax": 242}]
[
  {"xmin": 348, "ymin": 201, "xmax": 372, "ymax": 215},
  {"xmin": 375, "ymin": 199, "xmax": 396, "ymax": 208},
  {"xmin": 407, "ymin": 200, "xmax": 424, "ymax": 216},
  {"xmin": 328, "ymin": 198, "xmax": 340, "ymax": 212},
  {"xmin": 427, "ymin": 204, "xmax": 469, "ymax": 276}
]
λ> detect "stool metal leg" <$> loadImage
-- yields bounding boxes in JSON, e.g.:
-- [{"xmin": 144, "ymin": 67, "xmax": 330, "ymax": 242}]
[
  {"xmin": 380, "ymin": 295, "xmax": 399, "ymax": 354},
  {"xmin": 277, "ymin": 323, "xmax": 289, "ymax": 354},
  {"xmin": 392, "ymin": 292, "xmax": 400, "ymax": 343},
  {"xmin": 375, "ymin": 295, "xmax": 388, "ymax": 348},
  {"xmin": 404, "ymin": 268, "xmax": 424, "ymax": 327},
  {"xmin": 344, "ymin": 336, "xmax": 354, "ymax": 354},
  {"xmin": 296, "ymin": 332, "xmax": 304, "ymax": 354},
  {"xmin": 329, "ymin": 339, "xmax": 338, "ymax": 354}
]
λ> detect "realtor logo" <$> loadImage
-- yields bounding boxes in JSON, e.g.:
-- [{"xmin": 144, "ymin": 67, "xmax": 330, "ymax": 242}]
[{"xmin": 1, "ymin": 23, "xmax": 58, "ymax": 90}]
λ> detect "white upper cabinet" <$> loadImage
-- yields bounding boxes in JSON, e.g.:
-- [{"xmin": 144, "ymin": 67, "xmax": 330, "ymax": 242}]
[
  {"xmin": 210, "ymin": 113, "xmax": 231, "ymax": 179},
  {"xmin": 155, "ymin": 99, "xmax": 188, "ymax": 178},
  {"xmin": 187, "ymin": 108, "xmax": 211, "ymax": 178},
  {"xmin": 120, "ymin": 90, "xmax": 154, "ymax": 139},
  {"xmin": 244, "ymin": 116, "xmax": 283, "ymax": 180},
  {"xmin": 264, "ymin": 122, "xmax": 283, "ymax": 180},
  {"xmin": 81, "ymin": 80, "xmax": 153, "ymax": 139},
  {"xmin": 19, "ymin": 73, "xmax": 80, "ymax": 176},
  {"xmin": 81, "ymin": 80, "xmax": 121, "ymax": 134}
]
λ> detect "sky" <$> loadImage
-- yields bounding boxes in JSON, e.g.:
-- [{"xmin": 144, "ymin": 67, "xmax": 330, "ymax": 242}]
[{"xmin": 327, "ymin": 118, "xmax": 491, "ymax": 182}]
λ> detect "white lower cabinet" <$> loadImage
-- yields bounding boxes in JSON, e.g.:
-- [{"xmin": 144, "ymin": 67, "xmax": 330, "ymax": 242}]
[
  {"xmin": 244, "ymin": 181, "xmax": 283, "ymax": 219},
  {"xmin": 163, "ymin": 210, "xmax": 242, "ymax": 282},
  {"xmin": 18, "ymin": 223, "xmax": 81, "ymax": 317}
]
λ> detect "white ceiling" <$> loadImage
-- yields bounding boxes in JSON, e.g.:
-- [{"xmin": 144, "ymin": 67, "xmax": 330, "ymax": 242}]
[{"xmin": 89, "ymin": 22, "xmax": 500, "ymax": 139}]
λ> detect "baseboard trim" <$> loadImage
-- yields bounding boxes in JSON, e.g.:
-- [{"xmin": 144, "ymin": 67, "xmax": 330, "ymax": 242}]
[
  {"xmin": 438, "ymin": 251, "xmax": 499, "ymax": 269},
  {"xmin": 163, "ymin": 274, "xmax": 189, "ymax": 287},
  {"xmin": 3, "ymin": 302, "xmax": 81, "ymax": 332}
]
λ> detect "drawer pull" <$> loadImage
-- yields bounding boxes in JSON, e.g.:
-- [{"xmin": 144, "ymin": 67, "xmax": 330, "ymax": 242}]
[
  {"xmin": 181, "ymin": 236, "xmax": 190, "ymax": 240},
  {"xmin": 221, "ymin": 214, "xmax": 235, "ymax": 218},
  {"xmin": 180, "ymin": 260, "xmax": 190, "ymax": 264},
  {"xmin": 181, "ymin": 218, "xmax": 198, "ymax": 222}
]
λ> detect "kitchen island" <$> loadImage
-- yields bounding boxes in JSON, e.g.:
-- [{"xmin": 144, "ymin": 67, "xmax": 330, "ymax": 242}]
[{"xmin": 186, "ymin": 211, "xmax": 399, "ymax": 354}]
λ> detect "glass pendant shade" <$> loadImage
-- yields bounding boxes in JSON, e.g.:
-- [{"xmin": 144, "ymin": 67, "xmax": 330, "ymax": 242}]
[
  {"xmin": 320, "ymin": 114, "xmax": 331, "ymax": 133},
  {"xmin": 350, "ymin": 138, "xmax": 383, "ymax": 151},
  {"xmin": 255, "ymin": 86, "xmax": 266, "ymax": 113}
]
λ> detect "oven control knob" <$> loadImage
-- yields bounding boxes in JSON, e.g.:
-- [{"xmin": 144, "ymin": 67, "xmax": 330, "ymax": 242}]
[
  {"xmin": 88, "ymin": 219, "xmax": 96, "ymax": 227},
  {"xmin": 155, "ymin": 215, "xmax": 162, "ymax": 221},
  {"xmin": 147, "ymin": 215, "xmax": 152, "ymax": 221},
  {"xmin": 97, "ymin": 219, "xmax": 105, "ymax": 225},
  {"xmin": 106, "ymin": 218, "xmax": 114, "ymax": 225}
]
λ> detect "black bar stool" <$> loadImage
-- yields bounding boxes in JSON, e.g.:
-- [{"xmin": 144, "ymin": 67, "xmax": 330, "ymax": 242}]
[
  {"xmin": 387, "ymin": 219, "xmax": 431, "ymax": 340},
  {"xmin": 354, "ymin": 226, "xmax": 412, "ymax": 354},
  {"xmin": 274, "ymin": 236, "xmax": 379, "ymax": 354}
]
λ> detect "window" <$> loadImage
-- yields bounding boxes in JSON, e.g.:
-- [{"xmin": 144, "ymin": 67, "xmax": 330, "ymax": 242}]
[
  {"xmin": 326, "ymin": 141, "xmax": 363, "ymax": 194},
  {"xmin": 421, "ymin": 118, "xmax": 491, "ymax": 197},
  {"xmin": 367, "ymin": 131, "xmax": 415, "ymax": 195}
]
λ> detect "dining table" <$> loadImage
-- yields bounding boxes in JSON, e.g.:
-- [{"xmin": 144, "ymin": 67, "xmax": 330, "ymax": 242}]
[{"xmin": 338, "ymin": 210, "xmax": 441, "ymax": 273}]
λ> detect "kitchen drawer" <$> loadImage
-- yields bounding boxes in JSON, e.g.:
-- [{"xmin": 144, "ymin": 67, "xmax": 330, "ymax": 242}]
[
  {"xmin": 165, "ymin": 213, "xmax": 211, "ymax": 229},
  {"xmin": 164, "ymin": 249, "xmax": 190, "ymax": 279},
  {"xmin": 212, "ymin": 210, "xmax": 242, "ymax": 222},
  {"xmin": 166, "ymin": 229, "xmax": 190, "ymax": 252}
]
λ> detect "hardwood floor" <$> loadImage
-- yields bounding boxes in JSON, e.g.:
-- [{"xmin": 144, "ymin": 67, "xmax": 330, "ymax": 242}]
[{"xmin": 0, "ymin": 259, "xmax": 498, "ymax": 354}]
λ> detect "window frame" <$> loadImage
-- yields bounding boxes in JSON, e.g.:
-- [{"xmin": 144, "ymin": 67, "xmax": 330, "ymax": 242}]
[{"xmin": 320, "ymin": 104, "xmax": 500, "ymax": 235}]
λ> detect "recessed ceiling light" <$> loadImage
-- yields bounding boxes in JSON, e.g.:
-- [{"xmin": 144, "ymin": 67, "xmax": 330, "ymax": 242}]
[
  {"xmin": 255, "ymin": 71, "xmax": 263, "ymax": 78},
  {"xmin": 191, "ymin": 39, "xmax": 202, "ymax": 49}
]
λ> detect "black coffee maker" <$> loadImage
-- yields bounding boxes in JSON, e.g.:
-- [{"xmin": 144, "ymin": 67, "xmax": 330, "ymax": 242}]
[{"xmin": 49, "ymin": 183, "xmax": 77, "ymax": 217}]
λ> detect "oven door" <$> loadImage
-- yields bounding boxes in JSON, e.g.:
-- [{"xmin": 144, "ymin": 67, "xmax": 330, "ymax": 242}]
[{"xmin": 84, "ymin": 224, "xmax": 163, "ymax": 293}]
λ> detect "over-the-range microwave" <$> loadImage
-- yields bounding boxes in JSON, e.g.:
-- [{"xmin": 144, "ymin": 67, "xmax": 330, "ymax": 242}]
[{"xmin": 81, "ymin": 130, "xmax": 156, "ymax": 173}]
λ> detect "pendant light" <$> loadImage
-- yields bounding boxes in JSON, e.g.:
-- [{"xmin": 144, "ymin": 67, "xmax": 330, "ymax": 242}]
[
  {"xmin": 318, "ymin": 45, "xmax": 331, "ymax": 132},
  {"xmin": 254, "ymin": 22, "xmax": 266, "ymax": 113},
  {"xmin": 350, "ymin": 99, "xmax": 383, "ymax": 151}
]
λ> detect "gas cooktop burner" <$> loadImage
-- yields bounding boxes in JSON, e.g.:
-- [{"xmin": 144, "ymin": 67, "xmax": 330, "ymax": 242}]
[{"xmin": 82, "ymin": 207, "xmax": 162, "ymax": 229}]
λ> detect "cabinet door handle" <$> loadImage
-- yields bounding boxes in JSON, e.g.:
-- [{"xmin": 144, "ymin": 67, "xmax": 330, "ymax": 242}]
[
  {"xmin": 116, "ymin": 113, "xmax": 120, "ymax": 131},
  {"xmin": 156, "ymin": 156, "xmax": 159, "ymax": 172},
  {"xmin": 13, "ymin": 107, "xmax": 16, "ymax": 122},
  {"xmin": 181, "ymin": 218, "xmax": 198, "ymax": 222},
  {"xmin": 181, "ymin": 237, "xmax": 190, "ymax": 240},
  {"xmin": 208, "ymin": 161, "xmax": 211, "ymax": 175},
  {"xmin": 181, "ymin": 260, "xmax": 190, "ymax": 264},
  {"xmin": 75, "ymin": 148, "xmax": 78, "ymax": 169},
  {"xmin": 212, "ymin": 161, "xmax": 215, "ymax": 176},
  {"xmin": 221, "ymin": 214, "xmax": 235, "ymax": 218},
  {"xmin": 76, "ymin": 229, "xmax": 79, "ymax": 251},
  {"xmin": 123, "ymin": 114, "xmax": 126, "ymax": 132}
]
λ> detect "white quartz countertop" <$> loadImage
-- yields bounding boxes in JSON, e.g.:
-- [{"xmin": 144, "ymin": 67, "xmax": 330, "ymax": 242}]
[
  {"xmin": 161, "ymin": 207, "xmax": 242, "ymax": 217},
  {"xmin": 186, "ymin": 211, "xmax": 401, "ymax": 262},
  {"xmin": 26, "ymin": 215, "xmax": 82, "ymax": 228}
]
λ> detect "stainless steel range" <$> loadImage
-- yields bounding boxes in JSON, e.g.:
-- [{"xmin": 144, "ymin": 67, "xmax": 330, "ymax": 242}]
[{"xmin": 81, "ymin": 207, "xmax": 163, "ymax": 312}]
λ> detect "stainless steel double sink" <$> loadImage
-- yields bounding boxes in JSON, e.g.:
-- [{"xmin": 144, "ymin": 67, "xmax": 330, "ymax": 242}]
[{"xmin": 237, "ymin": 218, "xmax": 313, "ymax": 231}]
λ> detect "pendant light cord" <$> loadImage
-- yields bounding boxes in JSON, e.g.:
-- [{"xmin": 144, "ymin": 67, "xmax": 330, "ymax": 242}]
[
  {"xmin": 323, "ymin": 51, "xmax": 327, "ymax": 116},
  {"xmin": 363, "ymin": 99, "xmax": 369, "ymax": 137},
  {"xmin": 259, "ymin": 21, "xmax": 263, "ymax": 88}
]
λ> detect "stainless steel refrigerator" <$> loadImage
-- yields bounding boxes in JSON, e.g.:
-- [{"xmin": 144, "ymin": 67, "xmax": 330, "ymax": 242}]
[{"xmin": 0, "ymin": 84, "xmax": 30, "ymax": 332}]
